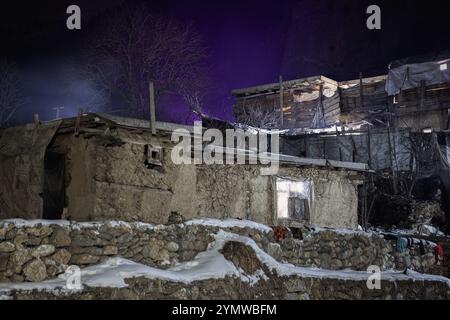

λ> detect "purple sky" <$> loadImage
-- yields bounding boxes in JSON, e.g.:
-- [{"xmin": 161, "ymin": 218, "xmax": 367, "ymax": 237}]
[{"xmin": 2, "ymin": 0, "xmax": 450, "ymax": 125}]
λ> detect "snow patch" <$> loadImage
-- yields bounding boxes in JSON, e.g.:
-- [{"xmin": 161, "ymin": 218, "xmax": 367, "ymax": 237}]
[{"xmin": 185, "ymin": 218, "xmax": 272, "ymax": 233}]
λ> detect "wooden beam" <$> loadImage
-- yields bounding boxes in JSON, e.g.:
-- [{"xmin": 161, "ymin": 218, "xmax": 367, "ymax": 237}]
[
  {"xmin": 149, "ymin": 81, "xmax": 157, "ymax": 135},
  {"xmin": 33, "ymin": 114, "xmax": 40, "ymax": 128},
  {"xmin": 279, "ymin": 75, "xmax": 284, "ymax": 127}
]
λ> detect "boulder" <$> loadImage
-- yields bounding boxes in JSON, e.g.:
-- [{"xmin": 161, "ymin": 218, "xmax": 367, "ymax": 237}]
[
  {"xmin": 11, "ymin": 248, "xmax": 32, "ymax": 266},
  {"xmin": 51, "ymin": 249, "xmax": 72, "ymax": 265},
  {"xmin": 50, "ymin": 228, "xmax": 71, "ymax": 247},
  {"xmin": 31, "ymin": 245, "xmax": 55, "ymax": 258},
  {"xmin": 103, "ymin": 245, "xmax": 118, "ymax": 256},
  {"xmin": 26, "ymin": 226, "xmax": 53, "ymax": 238},
  {"xmin": 23, "ymin": 259, "xmax": 47, "ymax": 282},
  {"xmin": 70, "ymin": 254, "xmax": 100, "ymax": 265},
  {"xmin": 0, "ymin": 242, "xmax": 15, "ymax": 253},
  {"xmin": 166, "ymin": 242, "xmax": 179, "ymax": 253},
  {"xmin": 266, "ymin": 243, "xmax": 282, "ymax": 260}
]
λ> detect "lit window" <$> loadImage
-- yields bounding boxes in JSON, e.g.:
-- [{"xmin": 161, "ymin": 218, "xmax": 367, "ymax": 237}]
[
  {"xmin": 276, "ymin": 177, "xmax": 312, "ymax": 221},
  {"xmin": 440, "ymin": 63, "xmax": 448, "ymax": 71}
]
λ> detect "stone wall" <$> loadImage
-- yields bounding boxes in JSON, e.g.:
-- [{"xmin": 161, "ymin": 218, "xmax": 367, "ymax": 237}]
[
  {"xmin": 0, "ymin": 220, "xmax": 273, "ymax": 283},
  {"xmin": 2, "ymin": 239, "xmax": 449, "ymax": 300},
  {"xmin": 0, "ymin": 219, "xmax": 441, "ymax": 284},
  {"xmin": 5, "ymin": 274, "xmax": 449, "ymax": 300},
  {"xmin": 280, "ymin": 229, "xmax": 437, "ymax": 274}
]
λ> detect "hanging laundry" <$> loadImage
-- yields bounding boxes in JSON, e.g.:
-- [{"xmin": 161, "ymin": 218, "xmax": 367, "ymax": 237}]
[
  {"xmin": 397, "ymin": 237, "xmax": 407, "ymax": 253},
  {"xmin": 435, "ymin": 244, "xmax": 444, "ymax": 265},
  {"xmin": 272, "ymin": 226, "xmax": 289, "ymax": 242}
]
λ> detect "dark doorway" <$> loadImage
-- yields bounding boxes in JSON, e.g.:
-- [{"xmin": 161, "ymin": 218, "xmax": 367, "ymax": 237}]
[{"xmin": 43, "ymin": 151, "xmax": 65, "ymax": 219}]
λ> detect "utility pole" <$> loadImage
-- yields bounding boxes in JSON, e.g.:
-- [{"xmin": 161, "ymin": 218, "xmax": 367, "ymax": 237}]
[{"xmin": 149, "ymin": 81, "xmax": 157, "ymax": 135}]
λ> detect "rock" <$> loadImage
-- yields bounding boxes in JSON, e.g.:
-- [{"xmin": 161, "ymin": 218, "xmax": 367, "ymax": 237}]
[
  {"xmin": 50, "ymin": 228, "xmax": 71, "ymax": 247},
  {"xmin": 51, "ymin": 249, "xmax": 72, "ymax": 265},
  {"xmin": 13, "ymin": 231, "xmax": 28, "ymax": 245},
  {"xmin": 142, "ymin": 243, "xmax": 169, "ymax": 261},
  {"xmin": 267, "ymin": 243, "xmax": 282, "ymax": 260},
  {"xmin": 26, "ymin": 226, "xmax": 53, "ymax": 238},
  {"xmin": 31, "ymin": 245, "xmax": 55, "ymax": 258},
  {"xmin": 70, "ymin": 254, "xmax": 100, "ymax": 265},
  {"xmin": 0, "ymin": 227, "xmax": 6, "ymax": 240},
  {"xmin": 71, "ymin": 246, "xmax": 104, "ymax": 255},
  {"xmin": 72, "ymin": 235, "xmax": 96, "ymax": 247},
  {"xmin": 330, "ymin": 259, "xmax": 343, "ymax": 269},
  {"xmin": 11, "ymin": 248, "xmax": 32, "ymax": 266},
  {"xmin": 319, "ymin": 253, "xmax": 332, "ymax": 268},
  {"xmin": 23, "ymin": 259, "xmax": 47, "ymax": 282},
  {"xmin": 117, "ymin": 233, "xmax": 133, "ymax": 244},
  {"xmin": 0, "ymin": 242, "xmax": 15, "ymax": 253},
  {"xmin": 0, "ymin": 253, "xmax": 9, "ymax": 271},
  {"xmin": 103, "ymin": 245, "xmax": 118, "ymax": 255},
  {"xmin": 166, "ymin": 242, "xmax": 179, "ymax": 252}
]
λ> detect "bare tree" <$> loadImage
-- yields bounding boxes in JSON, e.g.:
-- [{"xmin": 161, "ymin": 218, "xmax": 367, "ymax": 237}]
[
  {"xmin": 239, "ymin": 104, "xmax": 281, "ymax": 129},
  {"xmin": 0, "ymin": 59, "xmax": 24, "ymax": 128},
  {"xmin": 83, "ymin": 4, "xmax": 208, "ymax": 118}
]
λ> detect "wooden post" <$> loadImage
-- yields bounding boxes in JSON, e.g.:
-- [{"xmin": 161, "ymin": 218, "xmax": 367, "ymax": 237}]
[
  {"xmin": 279, "ymin": 75, "xmax": 284, "ymax": 127},
  {"xmin": 149, "ymin": 81, "xmax": 157, "ymax": 135},
  {"xmin": 74, "ymin": 108, "xmax": 82, "ymax": 136},
  {"xmin": 367, "ymin": 124, "xmax": 372, "ymax": 169},
  {"xmin": 419, "ymin": 80, "xmax": 425, "ymax": 110},
  {"xmin": 386, "ymin": 116, "xmax": 398, "ymax": 194},
  {"xmin": 33, "ymin": 114, "xmax": 40, "ymax": 128},
  {"xmin": 319, "ymin": 84, "xmax": 325, "ymax": 124},
  {"xmin": 359, "ymin": 72, "xmax": 364, "ymax": 109}
]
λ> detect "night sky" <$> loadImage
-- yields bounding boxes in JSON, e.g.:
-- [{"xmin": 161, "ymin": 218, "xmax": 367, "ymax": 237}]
[{"xmin": 1, "ymin": 0, "xmax": 449, "ymax": 125}]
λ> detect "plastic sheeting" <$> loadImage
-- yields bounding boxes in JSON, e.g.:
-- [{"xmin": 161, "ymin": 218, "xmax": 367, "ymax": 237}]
[
  {"xmin": 385, "ymin": 57, "xmax": 450, "ymax": 96},
  {"xmin": 0, "ymin": 121, "xmax": 61, "ymax": 219}
]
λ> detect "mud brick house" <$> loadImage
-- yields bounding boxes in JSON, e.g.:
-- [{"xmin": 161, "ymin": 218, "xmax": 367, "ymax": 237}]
[{"xmin": 0, "ymin": 113, "xmax": 368, "ymax": 229}]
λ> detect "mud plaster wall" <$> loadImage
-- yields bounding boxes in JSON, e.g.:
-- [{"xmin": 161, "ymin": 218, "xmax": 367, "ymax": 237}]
[
  {"xmin": 58, "ymin": 129, "xmax": 360, "ymax": 228},
  {"xmin": 276, "ymin": 167, "xmax": 360, "ymax": 228},
  {"xmin": 50, "ymin": 134, "xmax": 96, "ymax": 221}
]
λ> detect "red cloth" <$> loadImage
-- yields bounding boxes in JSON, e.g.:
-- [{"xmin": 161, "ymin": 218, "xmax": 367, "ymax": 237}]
[
  {"xmin": 435, "ymin": 244, "xmax": 444, "ymax": 257},
  {"xmin": 272, "ymin": 226, "xmax": 289, "ymax": 241},
  {"xmin": 435, "ymin": 244, "xmax": 444, "ymax": 265}
]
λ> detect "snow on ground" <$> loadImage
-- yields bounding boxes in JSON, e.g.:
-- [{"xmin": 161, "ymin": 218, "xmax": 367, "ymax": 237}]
[
  {"xmin": 0, "ymin": 230, "xmax": 449, "ymax": 297},
  {"xmin": 184, "ymin": 218, "xmax": 273, "ymax": 233},
  {"xmin": 309, "ymin": 226, "xmax": 374, "ymax": 237},
  {"xmin": 0, "ymin": 218, "xmax": 272, "ymax": 233}
]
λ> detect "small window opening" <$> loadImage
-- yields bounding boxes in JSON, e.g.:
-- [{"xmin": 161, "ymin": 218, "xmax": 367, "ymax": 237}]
[
  {"xmin": 144, "ymin": 144, "xmax": 163, "ymax": 167},
  {"xmin": 440, "ymin": 63, "xmax": 447, "ymax": 71}
]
